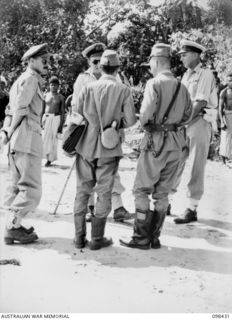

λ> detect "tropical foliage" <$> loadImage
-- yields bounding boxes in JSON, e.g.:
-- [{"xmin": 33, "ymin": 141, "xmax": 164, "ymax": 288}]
[{"xmin": 0, "ymin": 0, "xmax": 232, "ymax": 95}]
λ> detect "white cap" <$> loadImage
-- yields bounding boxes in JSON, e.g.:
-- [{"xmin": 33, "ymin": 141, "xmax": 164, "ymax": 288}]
[{"xmin": 178, "ymin": 40, "xmax": 206, "ymax": 54}]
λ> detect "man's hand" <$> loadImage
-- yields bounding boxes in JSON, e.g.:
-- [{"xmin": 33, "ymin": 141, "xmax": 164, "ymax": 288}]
[{"xmin": 0, "ymin": 130, "xmax": 9, "ymax": 145}]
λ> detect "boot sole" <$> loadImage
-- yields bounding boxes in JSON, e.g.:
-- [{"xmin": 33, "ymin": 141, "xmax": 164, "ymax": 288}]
[
  {"xmin": 174, "ymin": 218, "xmax": 197, "ymax": 224},
  {"xmin": 119, "ymin": 239, "xmax": 150, "ymax": 250},
  {"xmin": 89, "ymin": 240, "xmax": 113, "ymax": 250},
  {"xmin": 74, "ymin": 239, "xmax": 88, "ymax": 249},
  {"xmin": 151, "ymin": 244, "xmax": 161, "ymax": 249},
  {"xmin": 4, "ymin": 235, "xmax": 38, "ymax": 245}
]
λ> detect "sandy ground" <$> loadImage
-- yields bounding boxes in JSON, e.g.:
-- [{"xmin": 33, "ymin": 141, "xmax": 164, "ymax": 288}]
[{"xmin": 0, "ymin": 130, "xmax": 232, "ymax": 314}]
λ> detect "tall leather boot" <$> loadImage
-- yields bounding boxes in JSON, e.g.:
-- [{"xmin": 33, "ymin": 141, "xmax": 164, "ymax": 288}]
[
  {"xmin": 73, "ymin": 215, "xmax": 87, "ymax": 249},
  {"xmin": 119, "ymin": 210, "xmax": 153, "ymax": 250},
  {"xmin": 150, "ymin": 209, "xmax": 166, "ymax": 249},
  {"xmin": 89, "ymin": 216, "xmax": 113, "ymax": 251}
]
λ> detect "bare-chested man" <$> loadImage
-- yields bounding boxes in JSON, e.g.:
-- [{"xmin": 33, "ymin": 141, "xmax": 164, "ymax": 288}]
[
  {"xmin": 42, "ymin": 76, "xmax": 65, "ymax": 166},
  {"xmin": 219, "ymin": 73, "xmax": 232, "ymax": 164}
]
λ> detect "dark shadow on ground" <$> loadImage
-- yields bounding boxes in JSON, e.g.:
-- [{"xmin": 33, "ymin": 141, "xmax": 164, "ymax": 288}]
[
  {"xmin": 3, "ymin": 209, "xmax": 231, "ymax": 274},
  {"xmin": 28, "ymin": 235, "xmax": 232, "ymax": 275},
  {"xmin": 200, "ymin": 218, "xmax": 232, "ymax": 231},
  {"xmin": 26, "ymin": 209, "xmax": 232, "ymax": 250}
]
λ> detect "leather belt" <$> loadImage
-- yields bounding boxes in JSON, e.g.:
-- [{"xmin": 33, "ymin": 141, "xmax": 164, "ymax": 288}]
[
  {"xmin": 45, "ymin": 112, "xmax": 61, "ymax": 116},
  {"xmin": 145, "ymin": 123, "xmax": 177, "ymax": 132}
]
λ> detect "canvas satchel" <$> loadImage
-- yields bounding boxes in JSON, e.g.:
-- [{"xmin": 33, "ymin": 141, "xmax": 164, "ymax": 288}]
[{"xmin": 62, "ymin": 122, "xmax": 87, "ymax": 156}]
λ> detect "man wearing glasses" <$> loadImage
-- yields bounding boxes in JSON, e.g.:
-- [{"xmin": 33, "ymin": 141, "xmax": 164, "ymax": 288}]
[
  {"xmin": 71, "ymin": 43, "xmax": 132, "ymax": 223},
  {"xmin": 173, "ymin": 40, "xmax": 218, "ymax": 224},
  {"xmin": 0, "ymin": 43, "xmax": 50, "ymax": 244}
]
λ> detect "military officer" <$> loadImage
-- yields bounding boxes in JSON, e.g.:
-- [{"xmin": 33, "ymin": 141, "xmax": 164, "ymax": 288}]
[
  {"xmin": 173, "ymin": 40, "xmax": 218, "ymax": 224},
  {"xmin": 0, "ymin": 43, "xmax": 50, "ymax": 244},
  {"xmin": 120, "ymin": 43, "xmax": 192, "ymax": 249},
  {"xmin": 71, "ymin": 43, "xmax": 131, "ymax": 222},
  {"xmin": 71, "ymin": 50, "xmax": 136, "ymax": 250}
]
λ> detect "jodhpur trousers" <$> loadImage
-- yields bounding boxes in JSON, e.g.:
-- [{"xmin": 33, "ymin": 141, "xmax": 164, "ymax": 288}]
[
  {"xmin": 133, "ymin": 149, "xmax": 182, "ymax": 213},
  {"xmin": 4, "ymin": 151, "xmax": 42, "ymax": 218}
]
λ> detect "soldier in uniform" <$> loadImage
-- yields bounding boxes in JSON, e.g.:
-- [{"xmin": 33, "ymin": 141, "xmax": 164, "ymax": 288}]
[
  {"xmin": 0, "ymin": 43, "xmax": 50, "ymax": 244},
  {"xmin": 72, "ymin": 43, "xmax": 132, "ymax": 222},
  {"xmin": 219, "ymin": 73, "xmax": 232, "ymax": 164},
  {"xmin": 71, "ymin": 50, "xmax": 136, "ymax": 250},
  {"xmin": 120, "ymin": 44, "xmax": 192, "ymax": 250},
  {"xmin": 173, "ymin": 40, "xmax": 218, "ymax": 224}
]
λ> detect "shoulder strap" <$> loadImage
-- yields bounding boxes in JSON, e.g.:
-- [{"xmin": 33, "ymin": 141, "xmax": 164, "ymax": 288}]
[
  {"xmin": 92, "ymin": 86, "xmax": 104, "ymax": 133},
  {"xmin": 163, "ymin": 81, "xmax": 181, "ymax": 122}
]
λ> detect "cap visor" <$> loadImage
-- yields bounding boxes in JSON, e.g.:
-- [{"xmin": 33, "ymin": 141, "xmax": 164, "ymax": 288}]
[
  {"xmin": 178, "ymin": 49, "xmax": 187, "ymax": 55},
  {"xmin": 140, "ymin": 62, "xmax": 150, "ymax": 67}
]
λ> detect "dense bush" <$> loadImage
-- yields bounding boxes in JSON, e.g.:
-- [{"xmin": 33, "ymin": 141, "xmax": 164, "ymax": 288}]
[{"xmin": 1, "ymin": 0, "xmax": 232, "ymax": 98}]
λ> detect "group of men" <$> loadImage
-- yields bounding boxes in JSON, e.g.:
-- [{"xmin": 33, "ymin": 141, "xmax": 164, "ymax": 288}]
[{"xmin": 0, "ymin": 38, "xmax": 218, "ymax": 250}]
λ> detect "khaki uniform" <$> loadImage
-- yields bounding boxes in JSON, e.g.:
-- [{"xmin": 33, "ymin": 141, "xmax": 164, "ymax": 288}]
[
  {"xmin": 134, "ymin": 71, "xmax": 192, "ymax": 213},
  {"xmin": 72, "ymin": 69, "xmax": 127, "ymax": 210},
  {"xmin": 173, "ymin": 64, "xmax": 218, "ymax": 200},
  {"xmin": 72, "ymin": 74, "xmax": 136, "ymax": 218},
  {"xmin": 4, "ymin": 67, "xmax": 44, "ymax": 218}
]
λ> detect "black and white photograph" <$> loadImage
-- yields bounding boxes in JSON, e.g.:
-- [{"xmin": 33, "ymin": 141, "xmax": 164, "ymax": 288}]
[{"xmin": 0, "ymin": 0, "xmax": 232, "ymax": 318}]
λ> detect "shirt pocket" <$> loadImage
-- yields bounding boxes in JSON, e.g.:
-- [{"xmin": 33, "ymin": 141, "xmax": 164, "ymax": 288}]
[{"xmin": 26, "ymin": 117, "xmax": 41, "ymax": 134}]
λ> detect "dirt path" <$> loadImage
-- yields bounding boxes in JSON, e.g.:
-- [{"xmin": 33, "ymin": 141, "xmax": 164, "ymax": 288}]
[{"xmin": 0, "ymin": 136, "xmax": 232, "ymax": 313}]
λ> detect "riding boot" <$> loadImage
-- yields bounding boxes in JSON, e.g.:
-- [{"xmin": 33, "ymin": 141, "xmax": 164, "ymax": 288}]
[
  {"xmin": 119, "ymin": 210, "xmax": 153, "ymax": 250},
  {"xmin": 89, "ymin": 216, "xmax": 113, "ymax": 251},
  {"xmin": 150, "ymin": 209, "xmax": 166, "ymax": 249},
  {"xmin": 73, "ymin": 215, "xmax": 87, "ymax": 249}
]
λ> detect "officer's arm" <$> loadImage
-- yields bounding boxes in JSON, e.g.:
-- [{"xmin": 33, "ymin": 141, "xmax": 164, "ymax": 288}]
[
  {"xmin": 192, "ymin": 100, "xmax": 207, "ymax": 120},
  {"xmin": 192, "ymin": 69, "xmax": 217, "ymax": 120},
  {"xmin": 70, "ymin": 86, "xmax": 85, "ymax": 125},
  {"xmin": 41, "ymin": 99, "xmax": 46, "ymax": 126},
  {"xmin": 7, "ymin": 114, "xmax": 25, "ymax": 140},
  {"xmin": 7, "ymin": 76, "xmax": 37, "ymax": 140},
  {"xmin": 0, "ymin": 107, "xmax": 12, "ymax": 144},
  {"xmin": 71, "ymin": 75, "xmax": 84, "ymax": 110},
  {"xmin": 140, "ymin": 80, "xmax": 158, "ymax": 127},
  {"xmin": 179, "ymin": 89, "xmax": 193, "ymax": 126}
]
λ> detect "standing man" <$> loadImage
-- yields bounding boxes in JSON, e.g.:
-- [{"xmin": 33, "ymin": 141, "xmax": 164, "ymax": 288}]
[
  {"xmin": 72, "ymin": 43, "xmax": 132, "ymax": 222},
  {"xmin": 72, "ymin": 50, "xmax": 136, "ymax": 250},
  {"xmin": 120, "ymin": 43, "xmax": 192, "ymax": 250},
  {"xmin": 173, "ymin": 40, "xmax": 218, "ymax": 224},
  {"xmin": 42, "ymin": 76, "xmax": 65, "ymax": 167},
  {"xmin": 219, "ymin": 73, "xmax": 232, "ymax": 164},
  {"xmin": 0, "ymin": 43, "xmax": 50, "ymax": 244}
]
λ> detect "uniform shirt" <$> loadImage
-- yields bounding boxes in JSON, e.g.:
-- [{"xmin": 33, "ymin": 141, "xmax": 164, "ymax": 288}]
[
  {"xmin": 182, "ymin": 63, "xmax": 218, "ymax": 124},
  {"xmin": 71, "ymin": 68, "xmax": 97, "ymax": 108},
  {"xmin": 72, "ymin": 74, "xmax": 136, "ymax": 160},
  {"xmin": 140, "ymin": 70, "xmax": 192, "ymax": 151},
  {"xmin": 71, "ymin": 68, "xmax": 124, "ymax": 108},
  {"xmin": 6, "ymin": 67, "xmax": 44, "ymax": 157}
]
